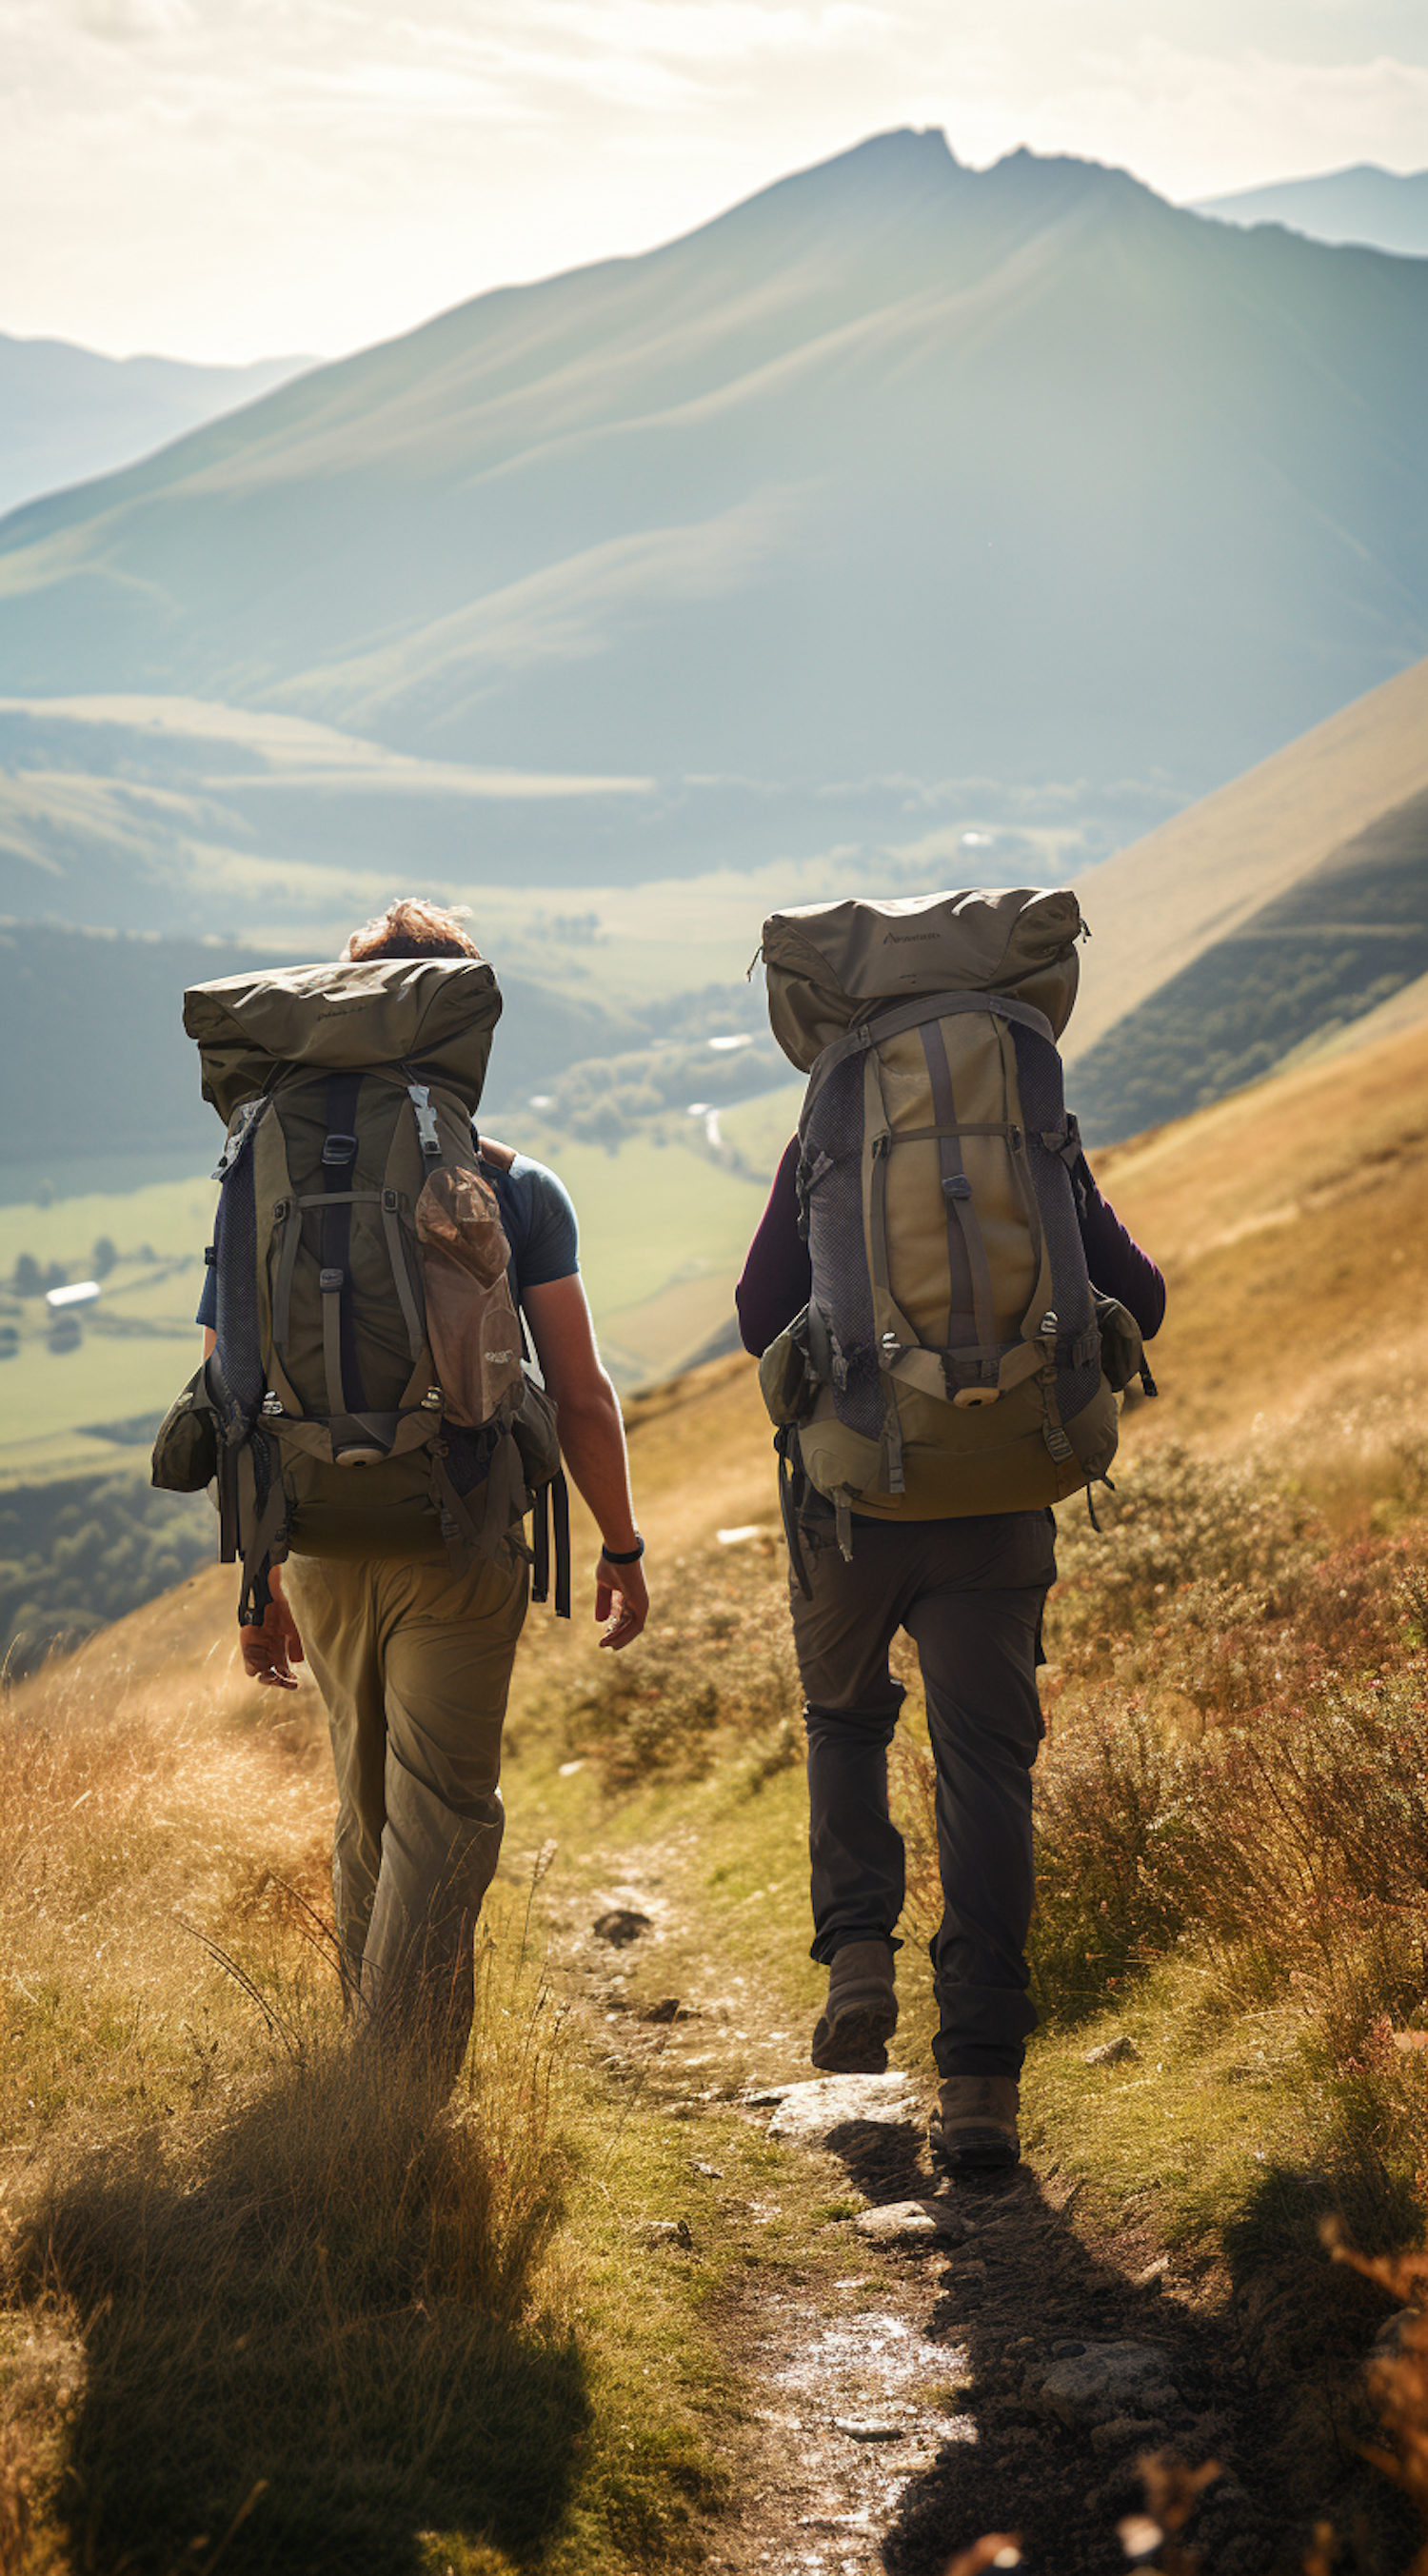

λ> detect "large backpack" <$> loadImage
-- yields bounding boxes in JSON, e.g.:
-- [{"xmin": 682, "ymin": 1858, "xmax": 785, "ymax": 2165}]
[
  {"xmin": 755, "ymin": 888, "xmax": 1153, "ymax": 1568},
  {"xmin": 151, "ymin": 956, "xmax": 569, "ymax": 1626}
]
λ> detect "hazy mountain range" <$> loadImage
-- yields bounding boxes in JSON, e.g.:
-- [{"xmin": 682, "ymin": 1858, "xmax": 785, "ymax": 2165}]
[
  {"xmin": 0, "ymin": 335, "xmax": 311, "ymax": 521},
  {"xmin": 2, "ymin": 128, "xmax": 1425, "ymax": 837},
  {"xmin": 4, "ymin": 128, "xmax": 1427, "ymax": 1209},
  {"xmin": 1195, "ymin": 164, "xmax": 1428, "ymax": 259}
]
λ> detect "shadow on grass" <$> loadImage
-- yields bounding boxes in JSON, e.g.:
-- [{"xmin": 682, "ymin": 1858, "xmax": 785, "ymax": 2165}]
[{"xmin": 13, "ymin": 2044, "xmax": 588, "ymax": 2575}]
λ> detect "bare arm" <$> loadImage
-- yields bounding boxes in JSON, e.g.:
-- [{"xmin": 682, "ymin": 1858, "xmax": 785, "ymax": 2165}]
[{"xmin": 523, "ymin": 1273, "xmax": 648, "ymax": 1650}]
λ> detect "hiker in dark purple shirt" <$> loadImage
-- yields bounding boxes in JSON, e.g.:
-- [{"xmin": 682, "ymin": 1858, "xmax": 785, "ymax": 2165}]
[{"xmin": 736, "ymin": 1118, "xmax": 1164, "ymax": 2172}]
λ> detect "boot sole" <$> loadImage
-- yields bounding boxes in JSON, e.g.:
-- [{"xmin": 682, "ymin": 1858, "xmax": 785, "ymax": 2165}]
[{"xmin": 810, "ymin": 2001, "xmax": 898, "ymax": 2074}]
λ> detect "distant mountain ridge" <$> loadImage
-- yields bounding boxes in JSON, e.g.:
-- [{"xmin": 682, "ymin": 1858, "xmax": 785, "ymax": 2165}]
[
  {"xmin": 2, "ymin": 127, "xmax": 1426, "ymax": 821},
  {"xmin": 0, "ymin": 335, "xmax": 312, "ymax": 519},
  {"xmin": 1194, "ymin": 165, "xmax": 1428, "ymax": 259}
]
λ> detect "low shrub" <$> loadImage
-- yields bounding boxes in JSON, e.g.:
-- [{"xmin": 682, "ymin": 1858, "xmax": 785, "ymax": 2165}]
[{"xmin": 558, "ymin": 1539, "xmax": 800, "ymax": 1791}]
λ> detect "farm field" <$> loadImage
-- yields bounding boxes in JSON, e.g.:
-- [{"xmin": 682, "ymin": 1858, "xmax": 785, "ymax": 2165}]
[{"xmin": 0, "ymin": 1126, "xmax": 779, "ymax": 1489}]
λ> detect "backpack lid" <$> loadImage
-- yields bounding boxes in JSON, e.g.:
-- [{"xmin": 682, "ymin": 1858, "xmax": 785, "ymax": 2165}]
[
  {"xmin": 761, "ymin": 886, "xmax": 1084, "ymax": 1072},
  {"xmin": 184, "ymin": 956, "xmax": 503, "ymax": 1121}
]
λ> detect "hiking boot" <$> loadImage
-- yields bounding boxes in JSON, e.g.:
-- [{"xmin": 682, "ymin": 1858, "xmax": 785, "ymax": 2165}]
[
  {"xmin": 811, "ymin": 1939, "xmax": 898, "ymax": 2073},
  {"xmin": 929, "ymin": 2076, "xmax": 1021, "ymax": 2173}
]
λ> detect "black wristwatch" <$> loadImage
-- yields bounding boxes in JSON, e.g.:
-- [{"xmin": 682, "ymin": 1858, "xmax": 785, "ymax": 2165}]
[{"xmin": 601, "ymin": 1535, "xmax": 645, "ymax": 1564}]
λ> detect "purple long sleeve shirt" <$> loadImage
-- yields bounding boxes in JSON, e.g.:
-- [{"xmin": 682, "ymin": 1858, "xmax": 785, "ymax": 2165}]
[{"xmin": 735, "ymin": 1138, "xmax": 1165, "ymax": 1358}]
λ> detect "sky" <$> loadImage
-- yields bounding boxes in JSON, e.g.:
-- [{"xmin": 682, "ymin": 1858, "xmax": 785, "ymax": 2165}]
[{"xmin": 5, "ymin": 0, "xmax": 1426, "ymax": 365}]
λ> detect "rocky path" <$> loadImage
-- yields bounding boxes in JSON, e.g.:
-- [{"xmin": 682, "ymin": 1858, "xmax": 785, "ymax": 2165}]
[{"xmin": 534, "ymin": 1839, "xmax": 1291, "ymax": 2576}]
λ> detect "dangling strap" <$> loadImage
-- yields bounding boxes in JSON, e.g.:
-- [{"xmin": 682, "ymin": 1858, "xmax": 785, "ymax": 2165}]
[
  {"xmin": 775, "ymin": 1427, "xmax": 813, "ymax": 1599},
  {"xmin": 1085, "ymin": 1482, "xmax": 1102, "ymax": 1533},
  {"xmin": 236, "ymin": 1468, "xmax": 289, "ymax": 1628},
  {"xmin": 530, "ymin": 1471, "xmax": 572, "ymax": 1618},
  {"xmin": 550, "ymin": 1470, "xmax": 571, "ymax": 1619},
  {"xmin": 834, "ymin": 1491, "xmax": 854, "ymax": 1565},
  {"xmin": 531, "ymin": 1476, "xmax": 551, "ymax": 1603}
]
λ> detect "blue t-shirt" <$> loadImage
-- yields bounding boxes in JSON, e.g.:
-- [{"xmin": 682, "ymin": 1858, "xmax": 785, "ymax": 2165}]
[{"xmin": 195, "ymin": 1142, "xmax": 578, "ymax": 1328}]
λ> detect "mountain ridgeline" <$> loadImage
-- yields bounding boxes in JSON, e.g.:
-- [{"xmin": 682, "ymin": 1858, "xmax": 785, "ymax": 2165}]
[{"xmin": 2, "ymin": 129, "xmax": 1426, "ymax": 808}]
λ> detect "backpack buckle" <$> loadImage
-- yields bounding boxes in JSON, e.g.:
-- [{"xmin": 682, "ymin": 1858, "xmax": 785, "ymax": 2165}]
[
  {"xmin": 942, "ymin": 1175, "xmax": 971, "ymax": 1200},
  {"xmin": 319, "ymin": 1266, "xmax": 344, "ymax": 1293},
  {"xmin": 322, "ymin": 1132, "xmax": 358, "ymax": 1167}
]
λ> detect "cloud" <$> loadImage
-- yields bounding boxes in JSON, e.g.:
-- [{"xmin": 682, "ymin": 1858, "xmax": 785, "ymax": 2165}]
[{"xmin": 2, "ymin": 0, "xmax": 1425, "ymax": 360}]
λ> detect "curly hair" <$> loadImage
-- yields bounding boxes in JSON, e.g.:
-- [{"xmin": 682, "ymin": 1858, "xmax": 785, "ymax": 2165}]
[{"xmin": 345, "ymin": 899, "xmax": 481, "ymax": 962}]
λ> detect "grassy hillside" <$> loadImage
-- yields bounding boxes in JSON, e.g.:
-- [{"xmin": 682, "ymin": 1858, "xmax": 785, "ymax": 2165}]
[
  {"xmin": 4, "ymin": 1009, "xmax": 1428, "ymax": 2568},
  {"xmin": 3, "ymin": 134, "xmax": 1426, "ymax": 808},
  {"xmin": 1072, "ymin": 771, "xmax": 1428, "ymax": 1139},
  {"xmin": 1067, "ymin": 650, "xmax": 1428, "ymax": 1062}
]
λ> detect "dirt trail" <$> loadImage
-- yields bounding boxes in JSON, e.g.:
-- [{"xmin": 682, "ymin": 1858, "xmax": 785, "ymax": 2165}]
[{"xmin": 535, "ymin": 1834, "xmax": 1292, "ymax": 2576}]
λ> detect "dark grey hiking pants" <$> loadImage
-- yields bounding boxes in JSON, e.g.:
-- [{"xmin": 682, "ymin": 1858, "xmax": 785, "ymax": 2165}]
[{"xmin": 790, "ymin": 1505, "xmax": 1057, "ymax": 2082}]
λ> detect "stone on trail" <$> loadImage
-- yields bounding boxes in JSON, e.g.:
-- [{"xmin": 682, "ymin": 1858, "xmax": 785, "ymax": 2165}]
[
  {"xmin": 592, "ymin": 1908, "xmax": 652, "ymax": 1946},
  {"xmin": 1089, "ymin": 2413, "xmax": 1168, "ymax": 2454},
  {"xmin": 833, "ymin": 2418, "xmax": 903, "ymax": 2441},
  {"xmin": 1033, "ymin": 2342, "xmax": 1180, "ymax": 2426},
  {"xmin": 1083, "ymin": 2032, "xmax": 1139, "ymax": 2067},
  {"xmin": 854, "ymin": 2197, "xmax": 972, "ymax": 2246},
  {"xmin": 639, "ymin": 2218, "xmax": 693, "ymax": 2248},
  {"xmin": 761, "ymin": 2073, "xmax": 920, "ymax": 2141}
]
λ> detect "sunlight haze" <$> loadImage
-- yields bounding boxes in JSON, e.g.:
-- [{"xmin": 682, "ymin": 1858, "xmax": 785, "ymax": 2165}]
[{"xmin": 5, "ymin": 0, "xmax": 1427, "ymax": 361}]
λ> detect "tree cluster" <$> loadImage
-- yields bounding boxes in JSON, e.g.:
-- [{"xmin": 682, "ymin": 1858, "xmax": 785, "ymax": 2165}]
[{"xmin": 0, "ymin": 1476, "xmax": 212, "ymax": 1676}]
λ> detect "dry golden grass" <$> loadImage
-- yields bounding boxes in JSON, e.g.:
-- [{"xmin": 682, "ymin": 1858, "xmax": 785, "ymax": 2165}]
[
  {"xmin": 1097, "ymin": 1016, "xmax": 1428, "ymax": 1472},
  {"xmin": 0, "ymin": 1603, "xmax": 596, "ymax": 2575}
]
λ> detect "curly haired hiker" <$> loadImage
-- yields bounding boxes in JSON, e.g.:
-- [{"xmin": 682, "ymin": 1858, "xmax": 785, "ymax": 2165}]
[
  {"xmin": 737, "ymin": 889, "xmax": 1164, "ymax": 2174},
  {"xmin": 168, "ymin": 899, "xmax": 647, "ymax": 2077}
]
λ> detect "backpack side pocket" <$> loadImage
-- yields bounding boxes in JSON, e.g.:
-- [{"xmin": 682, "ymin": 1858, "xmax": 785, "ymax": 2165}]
[
  {"xmin": 151, "ymin": 1361, "xmax": 222, "ymax": 1493},
  {"xmin": 758, "ymin": 1306, "xmax": 822, "ymax": 1428},
  {"xmin": 1092, "ymin": 1289, "xmax": 1145, "ymax": 1395}
]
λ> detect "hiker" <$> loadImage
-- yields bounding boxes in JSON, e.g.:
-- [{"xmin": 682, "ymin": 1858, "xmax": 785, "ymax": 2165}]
[
  {"xmin": 737, "ymin": 889, "xmax": 1164, "ymax": 2175},
  {"xmin": 183, "ymin": 899, "xmax": 647, "ymax": 2071}
]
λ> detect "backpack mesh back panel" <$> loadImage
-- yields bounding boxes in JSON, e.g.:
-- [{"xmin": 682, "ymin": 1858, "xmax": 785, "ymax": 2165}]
[{"xmin": 803, "ymin": 1055, "xmax": 883, "ymax": 1443}]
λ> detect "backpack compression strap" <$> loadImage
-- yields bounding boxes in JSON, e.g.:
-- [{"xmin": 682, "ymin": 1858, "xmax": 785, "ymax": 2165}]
[{"xmin": 319, "ymin": 1072, "xmax": 368, "ymax": 1422}]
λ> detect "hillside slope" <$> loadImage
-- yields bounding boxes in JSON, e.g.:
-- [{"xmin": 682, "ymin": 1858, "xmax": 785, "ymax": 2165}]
[
  {"xmin": 2, "ymin": 129, "xmax": 1426, "ymax": 805},
  {"xmin": 1067, "ymin": 651, "xmax": 1428, "ymax": 1083}
]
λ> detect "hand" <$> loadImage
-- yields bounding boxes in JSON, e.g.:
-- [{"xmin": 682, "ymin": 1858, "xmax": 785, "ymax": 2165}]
[
  {"xmin": 241, "ymin": 1581, "xmax": 305, "ymax": 1689},
  {"xmin": 595, "ymin": 1553, "xmax": 648, "ymax": 1652}
]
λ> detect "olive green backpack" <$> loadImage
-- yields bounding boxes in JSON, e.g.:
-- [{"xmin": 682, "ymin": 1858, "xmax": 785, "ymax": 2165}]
[
  {"xmin": 151, "ymin": 957, "xmax": 568, "ymax": 1627},
  {"xmin": 755, "ymin": 888, "xmax": 1155, "ymax": 1570}
]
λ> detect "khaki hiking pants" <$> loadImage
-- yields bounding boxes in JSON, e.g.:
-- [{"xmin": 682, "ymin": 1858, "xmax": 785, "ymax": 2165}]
[{"xmin": 285, "ymin": 1546, "xmax": 528, "ymax": 2069}]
